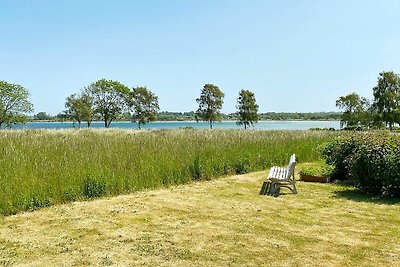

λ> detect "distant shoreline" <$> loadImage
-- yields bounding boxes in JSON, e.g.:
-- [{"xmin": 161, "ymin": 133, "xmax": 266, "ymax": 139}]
[
  {"xmin": 16, "ymin": 120, "xmax": 341, "ymax": 130},
  {"xmin": 28, "ymin": 119, "xmax": 340, "ymax": 123}
]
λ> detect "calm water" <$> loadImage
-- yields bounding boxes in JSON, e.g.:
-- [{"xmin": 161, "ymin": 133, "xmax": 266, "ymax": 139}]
[{"xmin": 13, "ymin": 120, "xmax": 341, "ymax": 130}]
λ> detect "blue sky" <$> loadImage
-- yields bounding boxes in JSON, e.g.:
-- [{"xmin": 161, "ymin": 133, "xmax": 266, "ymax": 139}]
[{"xmin": 1, "ymin": 0, "xmax": 400, "ymax": 115}]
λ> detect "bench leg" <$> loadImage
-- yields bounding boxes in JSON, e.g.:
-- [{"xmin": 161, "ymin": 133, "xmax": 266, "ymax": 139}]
[
  {"xmin": 259, "ymin": 181, "xmax": 270, "ymax": 195},
  {"xmin": 267, "ymin": 182, "xmax": 274, "ymax": 196},
  {"xmin": 268, "ymin": 182, "xmax": 280, "ymax": 197},
  {"xmin": 274, "ymin": 186, "xmax": 281, "ymax": 197},
  {"xmin": 291, "ymin": 182, "xmax": 298, "ymax": 194}
]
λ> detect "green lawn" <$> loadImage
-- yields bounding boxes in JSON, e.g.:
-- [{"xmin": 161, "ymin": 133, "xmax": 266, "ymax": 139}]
[{"xmin": 0, "ymin": 164, "xmax": 399, "ymax": 266}]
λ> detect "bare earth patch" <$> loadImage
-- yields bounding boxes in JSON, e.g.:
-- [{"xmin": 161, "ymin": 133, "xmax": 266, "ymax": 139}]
[{"xmin": 1, "ymin": 166, "xmax": 400, "ymax": 266}]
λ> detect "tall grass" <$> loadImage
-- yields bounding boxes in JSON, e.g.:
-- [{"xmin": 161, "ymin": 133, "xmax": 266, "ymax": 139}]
[{"xmin": 0, "ymin": 129, "xmax": 336, "ymax": 215}]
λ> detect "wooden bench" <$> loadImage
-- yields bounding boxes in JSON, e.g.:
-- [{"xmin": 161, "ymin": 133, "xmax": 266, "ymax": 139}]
[{"xmin": 259, "ymin": 154, "xmax": 298, "ymax": 197}]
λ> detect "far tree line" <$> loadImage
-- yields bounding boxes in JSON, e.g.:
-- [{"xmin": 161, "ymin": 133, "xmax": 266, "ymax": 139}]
[
  {"xmin": 336, "ymin": 71, "xmax": 400, "ymax": 130},
  {"xmin": 33, "ymin": 111, "xmax": 341, "ymax": 122},
  {"xmin": 163, "ymin": 111, "xmax": 340, "ymax": 121},
  {"xmin": 0, "ymin": 79, "xmax": 260, "ymax": 129},
  {"xmin": 3, "ymin": 70, "xmax": 400, "ymax": 130}
]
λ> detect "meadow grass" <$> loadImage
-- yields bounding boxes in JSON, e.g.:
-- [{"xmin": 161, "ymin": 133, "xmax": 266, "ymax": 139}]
[
  {"xmin": 0, "ymin": 129, "xmax": 336, "ymax": 215},
  {"xmin": 0, "ymin": 166, "xmax": 399, "ymax": 266}
]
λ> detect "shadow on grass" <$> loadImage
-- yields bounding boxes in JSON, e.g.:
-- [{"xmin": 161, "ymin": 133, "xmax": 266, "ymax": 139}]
[{"xmin": 334, "ymin": 188, "xmax": 400, "ymax": 205}]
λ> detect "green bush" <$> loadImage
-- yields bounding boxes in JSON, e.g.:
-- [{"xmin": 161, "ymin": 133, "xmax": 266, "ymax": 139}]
[
  {"xmin": 22, "ymin": 195, "xmax": 52, "ymax": 211},
  {"xmin": 235, "ymin": 158, "xmax": 251, "ymax": 174},
  {"xmin": 321, "ymin": 135, "xmax": 358, "ymax": 180},
  {"xmin": 322, "ymin": 132, "xmax": 400, "ymax": 197},
  {"xmin": 83, "ymin": 176, "xmax": 107, "ymax": 198},
  {"xmin": 341, "ymin": 125, "xmax": 365, "ymax": 131}
]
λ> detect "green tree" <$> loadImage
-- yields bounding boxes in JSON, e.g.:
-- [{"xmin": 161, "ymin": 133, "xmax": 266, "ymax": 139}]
[
  {"xmin": 55, "ymin": 112, "xmax": 69, "ymax": 122},
  {"xmin": 127, "ymin": 87, "xmax": 160, "ymax": 129},
  {"xmin": 65, "ymin": 90, "xmax": 94, "ymax": 127},
  {"xmin": 372, "ymin": 71, "xmax": 400, "ymax": 130},
  {"xmin": 87, "ymin": 79, "xmax": 130, "ymax": 128},
  {"xmin": 195, "ymin": 84, "xmax": 224, "ymax": 129},
  {"xmin": 34, "ymin": 112, "xmax": 52, "ymax": 121},
  {"xmin": 0, "ymin": 80, "xmax": 34, "ymax": 128},
  {"xmin": 336, "ymin": 93, "xmax": 371, "ymax": 128},
  {"xmin": 236, "ymin": 89, "xmax": 259, "ymax": 129}
]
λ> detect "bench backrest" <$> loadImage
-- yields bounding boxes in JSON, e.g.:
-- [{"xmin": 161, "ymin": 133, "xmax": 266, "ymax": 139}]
[{"xmin": 286, "ymin": 154, "xmax": 296, "ymax": 179}]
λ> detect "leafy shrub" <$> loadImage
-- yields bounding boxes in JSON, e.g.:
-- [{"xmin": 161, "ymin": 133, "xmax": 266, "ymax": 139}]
[
  {"xmin": 309, "ymin": 127, "xmax": 336, "ymax": 131},
  {"xmin": 341, "ymin": 125, "xmax": 365, "ymax": 131},
  {"xmin": 322, "ymin": 132, "xmax": 400, "ymax": 197},
  {"xmin": 23, "ymin": 195, "xmax": 52, "ymax": 211},
  {"xmin": 83, "ymin": 176, "xmax": 107, "ymax": 198},
  {"xmin": 235, "ymin": 158, "xmax": 250, "ymax": 174},
  {"xmin": 223, "ymin": 163, "xmax": 232, "ymax": 175},
  {"xmin": 321, "ymin": 135, "xmax": 359, "ymax": 180}
]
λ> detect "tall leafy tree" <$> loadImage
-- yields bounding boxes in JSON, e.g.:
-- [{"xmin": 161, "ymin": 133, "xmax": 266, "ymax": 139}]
[
  {"xmin": 65, "ymin": 90, "xmax": 94, "ymax": 127},
  {"xmin": 127, "ymin": 87, "xmax": 160, "ymax": 129},
  {"xmin": 336, "ymin": 92, "xmax": 371, "ymax": 128},
  {"xmin": 0, "ymin": 80, "xmax": 34, "ymax": 128},
  {"xmin": 195, "ymin": 84, "xmax": 224, "ymax": 129},
  {"xmin": 236, "ymin": 89, "xmax": 259, "ymax": 129},
  {"xmin": 372, "ymin": 71, "xmax": 400, "ymax": 130},
  {"xmin": 87, "ymin": 79, "xmax": 130, "ymax": 128}
]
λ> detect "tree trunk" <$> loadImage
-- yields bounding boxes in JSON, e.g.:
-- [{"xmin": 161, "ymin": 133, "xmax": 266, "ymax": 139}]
[
  {"xmin": 210, "ymin": 120, "xmax": 213, "ymax": 129},
  {"xmin": 244, "ymin": 123, "xmax": 247, "ymax": 130},
  {"xmin": 138, "ymin": 122, "xmax": 141, "ymax": 130}
]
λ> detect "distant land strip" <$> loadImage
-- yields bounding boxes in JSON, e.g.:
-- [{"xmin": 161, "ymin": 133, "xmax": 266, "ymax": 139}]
[{"xmin": 30, "ymin": 111, "xmax": 342, "ymax": 122}]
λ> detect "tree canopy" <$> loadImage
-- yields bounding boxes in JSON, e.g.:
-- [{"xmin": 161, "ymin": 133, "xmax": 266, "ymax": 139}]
[
  {"xmin": 128, "ymin": 87, "xmax": 159, "ymax": 129},
  {"xmin": 0, "ymin": 80, "xmax": 34, "ymax": 128},
  {"xmin": 336, "ymin": 92, "xmax": 370, "ymax": 128},
  {"xmin": 372, "ymin": 71, "xmax": 400, "ymax": 130},
  {"xmin": 87, "ymin": 79, "xmax": 130, "ymax": 128},
  {"xmin": 65, "ymin": 90, "xmax": 94, "ymax": 127},
  {"xmin": 236, "ymin": 89, "xmax": 259, "ymax": 129},
  {"xmin": 34, "ymin": 112, "xmax": 52, "ymax": 121},
  {"xmin": 195, "ymin": 84, "xmax": 224, "ymax": 129}
]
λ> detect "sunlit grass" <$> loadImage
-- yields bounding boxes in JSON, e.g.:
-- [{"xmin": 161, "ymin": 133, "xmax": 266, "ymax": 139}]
[
  {"xmin": 0, "ymin": 165, "xmax": 399, "ymax": 266},
  {"xmin": 0, "ymin": 129, "xmax": 336, "ymax": 215}
]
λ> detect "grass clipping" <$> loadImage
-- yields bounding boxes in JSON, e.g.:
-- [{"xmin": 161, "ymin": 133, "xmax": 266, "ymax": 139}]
[{"xmin": 0, "ymin": 165, "xmax": 400, "ymax": 266}]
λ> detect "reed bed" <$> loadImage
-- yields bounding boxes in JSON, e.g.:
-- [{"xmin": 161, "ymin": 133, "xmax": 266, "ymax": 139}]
[{"xmin": 0, "ymin": 129, "xmax": 336, "ymax": 215}]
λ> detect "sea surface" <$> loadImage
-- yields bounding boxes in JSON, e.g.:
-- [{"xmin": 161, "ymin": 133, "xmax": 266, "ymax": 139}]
[{"xmin": 12, "ymin": 120, "xmax": 341, "ymax": 130}]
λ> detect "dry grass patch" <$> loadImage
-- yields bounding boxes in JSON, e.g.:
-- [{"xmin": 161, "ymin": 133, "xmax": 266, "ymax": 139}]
[{"xmin": 0, "ymin": 165, "xmax": 400, "ymax": 266}]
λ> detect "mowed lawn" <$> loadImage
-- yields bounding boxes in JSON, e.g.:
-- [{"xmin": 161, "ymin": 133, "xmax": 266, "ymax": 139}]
[{"xmin": 0, "ymin": 165, "xmax": 399, "ymax": 266}]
